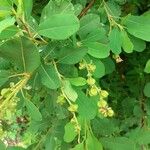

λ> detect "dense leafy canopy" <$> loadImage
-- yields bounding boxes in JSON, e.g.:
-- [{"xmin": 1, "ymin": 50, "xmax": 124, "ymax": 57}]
[{"xmin": 0, "ymin": 0, "xmax": 150, "ymax": 149}]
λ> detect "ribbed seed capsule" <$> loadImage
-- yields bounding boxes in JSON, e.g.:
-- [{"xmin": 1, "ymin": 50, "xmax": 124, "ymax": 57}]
[
  {"xmin": 100, "ymin": 90, "xmax": 109, "ymax": 98},
  {"xmin": 97, "ymin": 99, "xmax": 107, "ymax": 108},
  {"xmin": 99, "ymin": 107, "xmax": 108, "ymax": 117},
  {"xmin": 89, "ymin": 86, "xmax": 98, "ymax": 96},
  {"xmin": 87, "ymin": 77, "xmax": 96, "ymax": 86},
  {"xmin": 87, "ymin": 64, "xmax": 96, "ymax": 73},
  {"xmin": 57, "ymin": 94, "xmax": 66, "ymax": 105},
  {"xmin": 79, "ymin": 62, "xmax": 86, "ymax": 70},
  {"xmin": 68, "ymin": 104, "xmax": 78, "ymax": 112},
  {"xmin": 107, "ymin": 108, "xmax": 114, "ymax": 117}
]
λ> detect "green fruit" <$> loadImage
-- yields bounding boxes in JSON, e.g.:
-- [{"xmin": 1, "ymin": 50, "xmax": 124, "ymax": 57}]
[
  {"xmin": 97, "ymin": 100, "xmax": 107, "ymax": 108},
  {"xmin": 107, "ymin": 108, "xmax": 114, "ymax": 117},
  {"xmin": 100, "ymin": 90, "xmax": 109, "ymax": 98},
  {"xmin": 87, "ymin": 64, "xmax": 96, "ymax": 72},
  {"xmin": 57, "ymin": 94, "xmax": 66, "ymax": 105},
  {"xmin": 99, "ymin": 107, "xmax": 108, "ymax": 117},
  {"xmin": 89, "ymin": 86, "xmax": 98, "ymax": 96},
  {"xmin": 79, "ymin": 62, "xmax": 86, "ymax": 70},
  {"xmin": 87, "ymin": 77, "xmax": 96, "ymax": 86},
  {"xmin": 68, "ymin": 104, "xmax": 78, "ymax": 112},
  {"xmin": 0, "ymin": 88, "xmax": 11, "ymax": 99}
]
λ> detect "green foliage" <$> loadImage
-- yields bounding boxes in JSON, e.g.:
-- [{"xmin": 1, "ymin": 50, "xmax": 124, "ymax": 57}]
[
  {"xmin": 0, "ymin": 37, "xmax": 40, "ymax": 73},
  {"xmin": 64, "ymin": 122, "xmax": 77, "ymax": 143},
  {"xmin": 109, "ymin": 27, "xmax": 122, "ymax": 54},
  {"xmin": 86, "ymin": 42, "xmax": 110, "ymax": 58},
  {"xmin": 122, "ymin": 14, "xmax": 150, "ymax": 41},
  {"xmin": 38, "ymin": 14, "xmax": 79, "ymax": 40},
  {"xmin": 144, "ymin": 82, "xmax": 150, "ymax": 97},
  {"xmin": 38, "ymin": 64, "xmax": 60, "ymax": 89},
  {"xmin": 0, "ymin": 140, "xmax": 6, "ymax": 150},
  {"xmin": 144, "ymin": 59, "xmax": 150, "ymax": 74},
  {"xmin": 0, "ymin": 0, "xmax": 150, "ymax": 149},
  {"xmin": 25, "ymin": 98, "xmax": 42, "ymax": 122}
]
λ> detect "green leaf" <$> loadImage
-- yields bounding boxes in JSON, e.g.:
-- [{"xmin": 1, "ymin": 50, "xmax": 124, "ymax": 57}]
[
  {"xmin": 101, "ymin": 57, "xmax": 115, "ymax": 75},
  {"xmin": 6, "ymin": 147, "xmax": 25, "ymax": 150},
  {"xmin": 121, "ymin": 30, "xmax": 133, "ymax": 53},
  {"xmin": 71, "ymin": 143, "xmax": 84, "ymax": 150},
  {"xmin": 92, "ymin": 118, "xmax": 119, "ymax": 136},
  {"xmin": 69, "ymin": 77, "xmax": 87, "ymax": 86},
  {"xmin": 63, "ymin": 80, "xmax": 78, "ymax": 102},
  {"xmin": 0, "ymin": 26, "xmax": 19, "ymax": 40},
  {"xmin": 109, "ymin": 27, "xmax": 122, "ymax": 54},
  {"xmin": 38, "ymin": 14, "xmax": 79, "ymax": 40},
  {"xmin": 0, "ymin": 140, "xmax": 6, "ymax": 150},
  {"xmin": 25, "ymin": 99, "xmax": 42, "ymax": 121},
  {"xmin": 0, "ymin": 58, "xmax": 10, "ymax": 70},
  {"xmin": 93, "ymin": 59, "xmax": 105, "ymax": 78},
  {"xmin": 57, "ymin": 47, "xmax": 87, "ymax": 64},
  {"xmin": 122, "ymin": 15, "xmax": 150, "ymax": 41},
  {"xmin": 84, "ymin": 42, "xmax": 110, "ymax": 58},
  {"xmin": 28, "ymin": 119, "xmax": 51, "ymax": 135},
  {"xmin": 144, "ymin": 59, "xmax": 150, "ymax": 74},
  {"xmin": 86, "ymin": 134, "xmax": 103, "ymax": 150},
  {"xmin": 0, "ymin": 37, "xmax": 40, "ymax": 73},
  {"xmin": 143, "ymin": 82, "xmax": 150, "ymax": 97},
  {"xmin": 106, "ymin": 1, "xmax": 121, "ymax": 17},
  {"xmin": 41, "ymin": 0, "xmax": 74, "ymax": 22},
  {"xmin": 101, "ymin": 137, "xmax": 136, "ymax": 150},
  {"xmin": 23, "ymin": 0, "xmax": 33, "ymax": 20},
  {"xmin": 81, "ymin": 28, "xmax": 107, "ymax": 42},
  {"xmin": 0, "ymin": 17, "xmax": 15, "ymax": 33},
  {"xmin": 74, "ymin": 4, "xmax": 83, "ymax": 16},
  {"xmin": 58, "ymin": 64, "xmax": 78, "ymax": 77},
  {"xmin": 76, "ymin": 91, "xmax": 97, "ymax": 120},
  {"xmin": 0, "ymin": 70, "xmax": 10, "ymax": 87},
  {"xmin": 78, "ymin": 14, "xmax": 100, "ymax": 39},
  {"xmin": 45, "ymin": 135, "xmax": 57, "ymax": 150},
  {"xmin": 63, "ymin": 122, "xmax": 77, "ymax": 143},
  {"xmin": 38, "ymin": 64, "xmax": 60, "ymax": 89},
  {"xmin": 130, "ymin": 36, "xmax": 146, "ymax": 52},
  {"xmin": 0, "ymin": 0, "xmax": 12, "ymax": 18},
  {"xmin": 126, "ymin": 128, "xmax": 150, "ymax": 145}
]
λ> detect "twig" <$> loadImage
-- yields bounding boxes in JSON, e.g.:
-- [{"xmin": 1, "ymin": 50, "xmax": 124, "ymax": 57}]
[
  {"xmin": 18, "ymin": 18, "xmax": 33, "ymax": 38},
  {"xmin": 78, "ymin": 0, "xmax": 96, "ymax": 19}
]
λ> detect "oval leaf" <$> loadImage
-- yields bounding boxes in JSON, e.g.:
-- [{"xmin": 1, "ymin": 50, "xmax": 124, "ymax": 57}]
[
  {"xmin": 38, "ymin": 64, "xmax": 60, "ymax": 89},
  {"xmin": 86, "ymin": 134, "xmax": 103, "ymax": 150},
  {"xmin": 144, "ymin": 82, "xmax": 150, "ymax": 97},
  {"xmin": 0, "ymin": 17, "xmax": 15, "ymax": 33},
  {"xmin": 25, "ymin": 99, "xmax": 42, "ymax": 121},
  {"xmin": 122, "ymin": 15, "xmax": 150, "ymax": 41},
  {"xmin": 109, "ymin": 27, "xmax": 122, "ymax": 54},
  {"xmin": 69, "ymin": 77, "xmax": 87, "ymax": 86},
  {"xmin": 63, "ymin": 80, "xmax": 78, "ymax": 102},
  {"xmin": 76, "ymin": 91, "xmax": 97, "ymax": 120},
  {"xmin": 38, "ymin": 14, "xmax": 79, "ymax": 40},
  {"xmin": 57, "ymin": 47, "xmax": 87, "ymax": 64},
  {"xmin": 85, "ymin": 42, "xmax": 110, "ymax": 58},
  {"xmin": 144, "ymin": 59, "xmax": 150, "ymax": 74},
  {"xmin": 0, "ymin": 37, "xmax": 40, "ymax": 73},
  {"xmin": 121, "ymin": 30, "xmax": 133, "ymax": 53},
  {"xmin": 64, "ymin": 122, "xmax": 77, "ymax": 143}
]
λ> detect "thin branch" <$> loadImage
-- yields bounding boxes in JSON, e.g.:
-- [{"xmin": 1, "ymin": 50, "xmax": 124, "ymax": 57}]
[
  {"xmin": 78, "ymin": 0, "xmax": 96, "ymax": 19},
  {"xmin": 18, "ymin": 18, "xmax": 33, "ymax": 38}
]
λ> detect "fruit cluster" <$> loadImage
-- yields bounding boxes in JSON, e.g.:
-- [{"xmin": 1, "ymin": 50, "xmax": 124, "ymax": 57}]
[{"xmin": 79, "ymin": 60, "xmax": 114, "ymax": 117}]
